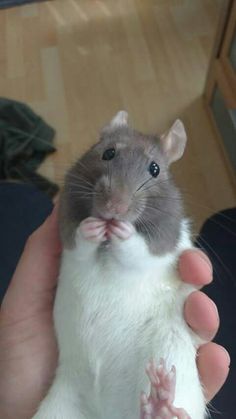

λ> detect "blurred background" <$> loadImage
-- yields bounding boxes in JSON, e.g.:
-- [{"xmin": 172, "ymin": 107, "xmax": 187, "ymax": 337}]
[{"xmin": 0, "ymin": 0, "xmax": 235, "ymax": 233}]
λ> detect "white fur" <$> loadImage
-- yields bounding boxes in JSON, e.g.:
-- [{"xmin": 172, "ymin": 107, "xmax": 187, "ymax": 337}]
[{"xmin": 32, "ymin": 220, "xmax": 206, "ymax": 419}]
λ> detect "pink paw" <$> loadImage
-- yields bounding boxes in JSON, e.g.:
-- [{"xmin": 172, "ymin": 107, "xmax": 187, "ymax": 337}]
[
  {"xmin": 80, "ymin": 217, "xmax": 106, "ymax": 242},
  {"xmin": 108, "ymin": 220, "xmax": 135, "ymax": 240},
  {"xmin": 140, "ymin": 359, "xmax": 190, "ymax": 419}
]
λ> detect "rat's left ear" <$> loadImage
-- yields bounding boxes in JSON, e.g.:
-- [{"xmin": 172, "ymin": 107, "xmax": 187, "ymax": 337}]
[{"xmin": 160, "ymin": 119, "xmax": 187, "ymax": 164}]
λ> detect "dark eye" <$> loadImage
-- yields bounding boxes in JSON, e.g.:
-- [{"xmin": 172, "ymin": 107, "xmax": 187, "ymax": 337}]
[
  {"xmin": 102, "ymin": 148, "xmax": 116, "ymax": 161},
  {"xmin": 149, "ymin": 161, "xmax": 160, "ymax": 177}
]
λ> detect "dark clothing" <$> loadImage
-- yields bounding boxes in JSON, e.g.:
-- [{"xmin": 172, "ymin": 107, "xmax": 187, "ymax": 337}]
[
  {"xmin": 0, "ymin": 182, "xmax": 53, "ymax": 300},
  {"xmin": 0, "ymin": 0, "xmax": 44, "ymax": 10}
]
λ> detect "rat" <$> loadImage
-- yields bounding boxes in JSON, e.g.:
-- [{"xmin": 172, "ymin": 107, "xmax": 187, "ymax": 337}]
[{"xmin": 32, "ymin": 111, "xmax": 206, "ymax": 419}]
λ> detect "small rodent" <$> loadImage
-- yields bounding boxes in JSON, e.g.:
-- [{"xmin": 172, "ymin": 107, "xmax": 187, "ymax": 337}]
[{"xmin": 32, "ymin": 111, "xmax": 206, "ymax": 419}]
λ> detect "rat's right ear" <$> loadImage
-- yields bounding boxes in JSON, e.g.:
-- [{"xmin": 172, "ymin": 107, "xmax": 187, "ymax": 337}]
[
  {"xmin": 160, "ymin": 119, "xmax": 187, "ymax": 165},
  {"xmin": 110, "ymin": 110, "xmax": 128, "ymax": 127},
  {"xmin": 103, "ymin": 111, "xmax": 129, "ymax": 132}
]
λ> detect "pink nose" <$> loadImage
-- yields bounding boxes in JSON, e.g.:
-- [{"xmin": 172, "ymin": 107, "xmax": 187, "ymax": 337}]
[
  {"xmin": 106, "ymin": 201, "xmax": 129, "ymax": 215},
  {"xmin": 115, "ymin": 203, "xmax": 129, "ymax": 215}
]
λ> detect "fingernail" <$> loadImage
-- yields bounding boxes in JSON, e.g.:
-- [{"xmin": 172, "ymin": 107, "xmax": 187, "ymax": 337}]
[
  {"xmin": 221, "ymin": 346, "xmax": 231, "ymax": 367},
  {"xmin": 195, "ymin": 249, "xmax": 212, "ymax": 269},
  {"xmin": 195, "ymin": 298, "xmax": 219, "ymax": 341},
  {"xmin": 195, "ymin": 329, "xmax": 215, "ymax": 341},
  {"xmin": 210, "ymin": 300, "xmax": 219, "ymax": 318}
]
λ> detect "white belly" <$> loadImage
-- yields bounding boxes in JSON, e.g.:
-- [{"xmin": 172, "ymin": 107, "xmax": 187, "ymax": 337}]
[{"xmin": 53, "ymin": 232, "xmax": 205, "ymax": 419}]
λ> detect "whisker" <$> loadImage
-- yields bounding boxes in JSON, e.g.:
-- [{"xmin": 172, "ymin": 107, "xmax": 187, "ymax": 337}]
[
  {"xmin": 107, "ymin": 161, "xmax": 112, "ymax": 192},
  {"xmin": 75, "ymin": 160, "xmax": 94, "ymax": 176},
  {"xmin": 146, "ymin": 195, "xmax": 236, "ymax": 239},
  {"xmin": 136, "ymin": 215, "xmax": 153, "ymax": 244},
  {"xmin": 137, "ymin": 187, "xmax": 236, "ymax": 241},
  {"xmin": 134, "ymin": 207, "xmax": 163, "ymax": 244},
  {"xmin": 136, "ymin": 177, "xmax": 153, "ymax": 193},
  {"xmin": 205, "ymin": 401, "xmax": 222, "ymax": 416},
  {"xmin": 147, "ymin": 195, "xmax": 182, "ymax": 201},
  {"xmin": 67, "ymin": 173, "xmax": 94, "ymax": 188},
  {"xmin": 205, "ymin": 216, "xmax": 236, "ymax": 240},
  {"xmin": 182, "ymin": 192, "xmax": 236, "ymax": 226},
  {"xmin": 135, "ymin": 176, "xmax": 175, "ymax": 195},
  {"xmin": 143, "ymin": 209, "xmax": 175, "ymax": 244},
  {"xmin": 69, "ymin": 191, "xmax": 99, "ymax": 197},
  {"xmin": 142, "ymin": 204, "xmax": 182, "ymax": 222},
  {"xmin": 66, "ymin": 182, "xmax": 92, "ymax": 190},
  {"xmin": 195, "ymin": 235, "xmax": 234, "ymax": 283},
  {"xmin": 67, "ymin": 187, "xmax": 96, "ymax": 195},
  {"xmin": 67, "ymin": 183, "xmax": 94, "ymax": 192},
  {"xmin": 138, "ymin": 183, "xmax": 157, "ymax": 193}
]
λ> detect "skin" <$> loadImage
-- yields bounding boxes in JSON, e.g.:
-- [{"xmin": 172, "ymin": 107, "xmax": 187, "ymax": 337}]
[{"xmin": 0, "ymin": 205, "xmax": 230, "ymax": 419}]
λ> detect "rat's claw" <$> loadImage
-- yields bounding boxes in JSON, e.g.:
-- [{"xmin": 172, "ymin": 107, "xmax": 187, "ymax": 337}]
[
  {"xmin": 109, "ymin": 220, "xmax": 134, "ymax": 240},
  {"xmin": 80, "ymin": 217, "xmax": 106, "ymax": 242}
]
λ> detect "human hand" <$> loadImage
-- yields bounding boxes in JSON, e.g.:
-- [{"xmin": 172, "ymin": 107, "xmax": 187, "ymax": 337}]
[
  {"xmin": 0, "ymin": 205, "xmax": 61, "ymax": 419},
  {"xmin": 0, "ymin": 209, "xmax": 229, "ymax": 419},
  {"xmin": 179, "ymin": 249, "xmax": 230, "ymax": 401}
]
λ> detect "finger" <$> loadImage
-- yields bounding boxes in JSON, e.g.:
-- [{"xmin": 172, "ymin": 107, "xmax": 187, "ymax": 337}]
[
  {"xmin": 178, "ymin": 249, "xmax": 212, "ymax": 287},
  {"xmin": 184, "ymin": 291, "xmax": 219, "ymax": 341},
  {"xmin": 197, "ymin": 342, "xmax": 230, "ymax": 401},
  {"xmin": 1, "ymin": 204, "xmax": 62, "ymax": 320}
]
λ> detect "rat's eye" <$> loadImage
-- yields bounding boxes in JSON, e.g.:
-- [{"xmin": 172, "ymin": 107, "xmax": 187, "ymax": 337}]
[
  {"xmin": 102, "ymin": 148, "xmax": 116, "ymax": 161},
  {"xmin": 149, "ymin": 161, "xmax": 160, "ymax": 178}
]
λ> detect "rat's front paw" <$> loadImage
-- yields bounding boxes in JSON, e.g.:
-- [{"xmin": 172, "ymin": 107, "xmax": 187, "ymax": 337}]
[
  {"xmin": 108, "ymin": 220, "xmax": 135, "ymax": 240},
  {"xmin": 80, "ymin": 217, "xmax": 107, "ymax": 243},
  {"xmin": 140, "ymin": 359, "xmax": 190, "ymax": 419}
]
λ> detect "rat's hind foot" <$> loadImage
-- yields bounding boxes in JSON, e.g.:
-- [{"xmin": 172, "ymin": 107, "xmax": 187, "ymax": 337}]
[
  {"xmin": 140, "ymin": 359, "xmax": 190, "ymax": 419},
  {"xmin": 80, "ymin": 217, "xmax": 106, "ymax": 242}
]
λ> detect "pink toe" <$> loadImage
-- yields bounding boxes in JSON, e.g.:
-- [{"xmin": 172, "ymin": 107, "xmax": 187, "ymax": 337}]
[
  {"xmin": 146, "ymin": 361, "xmax": 157, "ymax": 384},
  {"xmin": 85, "ymin": 221, "xmax": 106, "ymax": 229},
  {"xmin": 83, "ymin": 226, "xmax": 105, "ymax": 235},
  {"xmin": 111, "ymin": 220, "xmax": 134, "ymax": 233},
  {"xmin": 110, "ymin": 225, "xmax": 131, "ymax": 240}
]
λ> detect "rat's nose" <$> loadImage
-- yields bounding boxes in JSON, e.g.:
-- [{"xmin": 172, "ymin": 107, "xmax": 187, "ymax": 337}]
[
  {"xmin": 115, "ymin": 202, "xmax": 129, "ymax": 215},
  {"xmin": 106, "ymin": 200, "xmax": 129, "ymax": 216}
]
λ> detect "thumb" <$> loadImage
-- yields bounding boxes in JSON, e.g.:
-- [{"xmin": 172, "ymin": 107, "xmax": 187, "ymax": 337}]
[{"xmin": 1, "ymin": 204, "xmax": 62, "ymax": 323}]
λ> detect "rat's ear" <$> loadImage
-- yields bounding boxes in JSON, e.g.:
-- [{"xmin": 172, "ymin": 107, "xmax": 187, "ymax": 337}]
[
  {"xmin": 101, "ymin": 111, "xmax": 128, "ymax": 136},
  {"xmin": 160, "ymin": 119, "xmax": 187, "ymax": 164},
  {"xmin": 108, "ymin": 110, "xmax": 128, "ymax": 129}
]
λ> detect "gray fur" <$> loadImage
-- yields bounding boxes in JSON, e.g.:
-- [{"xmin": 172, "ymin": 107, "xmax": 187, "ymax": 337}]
[{"xmin": 59, "ymin": 124, "xmax": 184, "ymax": 255}]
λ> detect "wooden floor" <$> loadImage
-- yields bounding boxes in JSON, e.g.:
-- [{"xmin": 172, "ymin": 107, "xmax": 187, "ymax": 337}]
[{"xmin": 0, "ymin": 0, "xmax": 235, "ymax": 232}]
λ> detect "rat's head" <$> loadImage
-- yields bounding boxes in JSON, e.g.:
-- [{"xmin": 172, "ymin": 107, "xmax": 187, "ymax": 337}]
[{"xmin": 61, "ymin": 111, "xmax": 187, "ymax": 254}]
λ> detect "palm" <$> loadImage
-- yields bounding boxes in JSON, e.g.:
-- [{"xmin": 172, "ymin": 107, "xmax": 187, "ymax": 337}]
[
  {"xmin": 0, "ymin": 208, "xmax": 60, "ymax": 419},
  {"xmin": 0, "ymin": 303, "xmax": 57, "ymax": 419}
]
